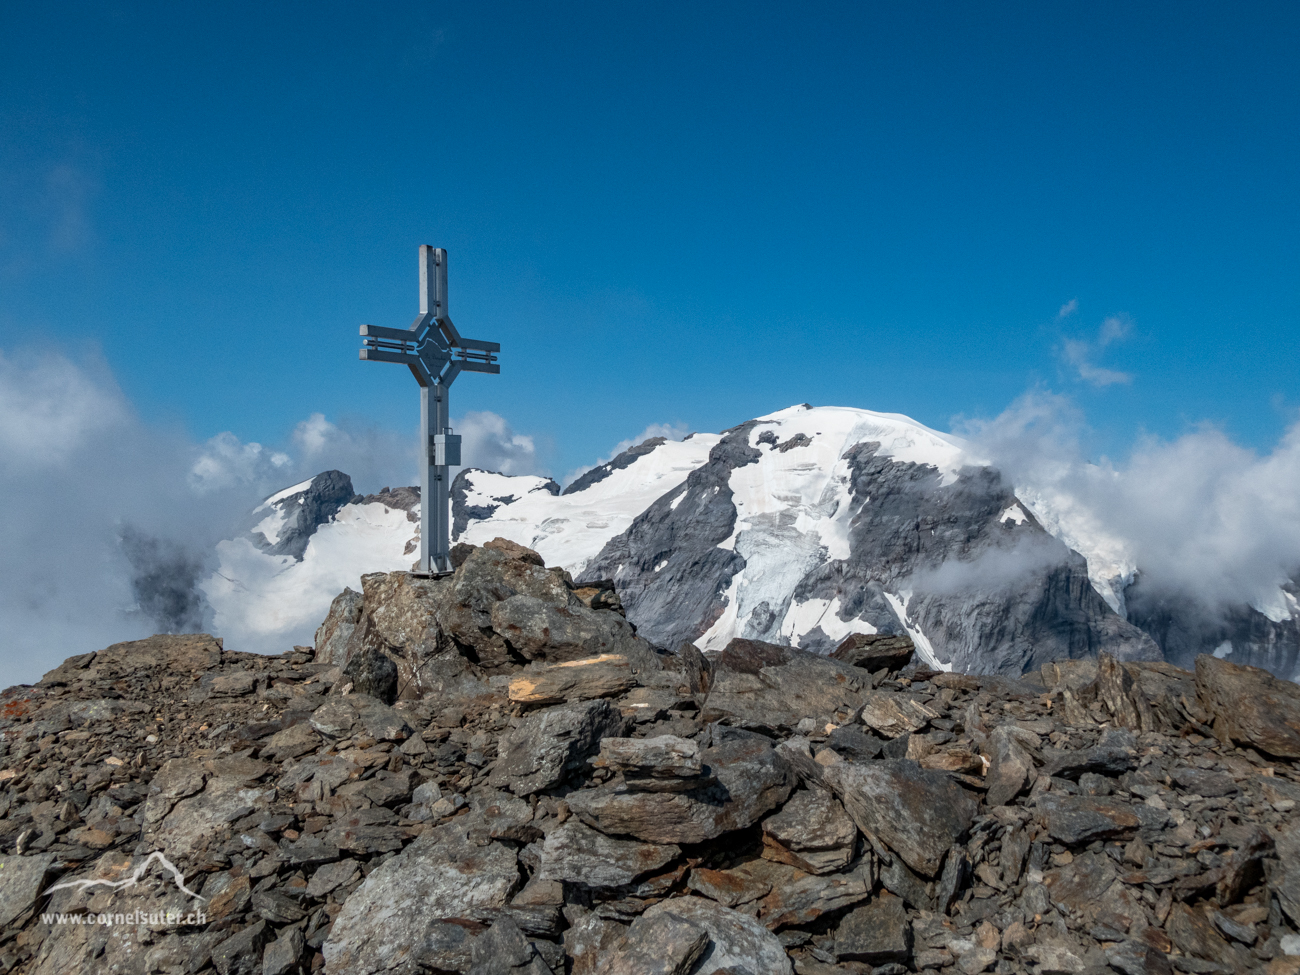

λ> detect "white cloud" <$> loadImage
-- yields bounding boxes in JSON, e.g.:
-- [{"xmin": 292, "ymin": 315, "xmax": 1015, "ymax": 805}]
[
  {"xmin": 1057, "ymin": 298, "xmax": 1078, "ymax": 318},
  {"xmin": 960, "ymin": 391, "xmax": 1300, "ymax": 614},
  {"xmin": 190, "ymin": 432, "xmax": 291, "ymax": 494},
  {"xmin": 1059, "ymin": 314, "xmax": 1134, "ymax": 387},
  {"xmin": 0, "ymin": 349, "xmax": 129, "ymax": 470},
  {"xmin": 455, "ymin": 410, "xmax": 538, "ymax": 476}
]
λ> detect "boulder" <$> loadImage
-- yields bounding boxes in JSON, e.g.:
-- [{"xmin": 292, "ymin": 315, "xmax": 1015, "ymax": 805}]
[
  {"xmin": 983, "ymin": 725, "xmax": 1036, "ymax": 806},
  {"xmin": 599, "ymin": 911, "xmax": 711, "ymax": 975},
  {"xmin": 642, "ymin": 897, "xmax": 792, "ymax": 975},
  {"xmin": 314, "ymin": 586, "xmax": 363, "ymax": 668},
  {"xmin": 756, "ymin": 861, "xmax": 873, "ymax": 929},
  {"xmin": 0, "ymin": 853, "xmax": 54, "ymax": 927},
  {"xmin": 593, "ymin": 735, "xmax": 703, "ymax": 789},
  {"xmin": 859, "ymin": 691, "xmax": 939, "ymax": 738},
  {"xmin": 821, "ymin": 759, "xmax": 978, "ymax": 878},
  {"xmin": 702, "ymin": 639, "xmax": 872, "ymax": 732},
  {"xmin": 508, "ymin": 654, "xmax": 635, "ymax": 705},
  {"xmin": 760, "ymin": 788, "xmax": 858, "ymax": 874},
  {"xmin": 834, "ymin": 893, "xmax": 911, "ymax": 965},
  {"xmin": 1034, "ymin": 795, "xmax": 1141, "ymax": 846},
  {"xmin": 467, "ymin": 914, "xmax": 553, "ymax": 974},
  {"xmin": 483, "ymin": 537, "xmax": 546, "ymax": 566},
  {"xmin": 537, "ymin": 820, "xmax": 679, "ymax": 888},
  {"xmin": 566, "ymin": 729, "xmax": 795, "ymax": 844},
  {"xmin": 490, "ymin": 699, "xmax": 628, "ymax": 795},
  {"xmin": 322, "ymin": 825, "xmax": 520, "ymax": 974},
  {"xmin": 831, "ymin": 633, "xmax": 915, "ymax": 672},
  {"xmin": 1195, "ymin": 654, "xmax": 1300, "ymax": 758}
]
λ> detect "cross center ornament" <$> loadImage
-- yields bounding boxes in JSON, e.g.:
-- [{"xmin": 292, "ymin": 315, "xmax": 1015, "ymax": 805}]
[{"xmin": 358, "ymin": 246, "xmax": 500, "ymax": 575}]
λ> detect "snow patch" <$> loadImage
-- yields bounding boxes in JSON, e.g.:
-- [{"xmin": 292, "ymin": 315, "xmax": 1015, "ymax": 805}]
[
  {"xmin": 999, "ymin": 504, "xmax": 1028, "ymax": 526},
  {"xmin": 255, "ymin": 478, "xmax": 315, "ymax": 512},
  {"xmin": 779, "ymin": 596, "xmax": 877, "ymax": 646},
  {"xmin": 883, "ymin": 591, "xmax": 950, "ymax": 671}
]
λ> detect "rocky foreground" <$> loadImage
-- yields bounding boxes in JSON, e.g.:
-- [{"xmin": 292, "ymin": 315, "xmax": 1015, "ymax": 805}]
[{"xmin": 1, "ymin": 541, "xmax": 1299, "ymax": 975}]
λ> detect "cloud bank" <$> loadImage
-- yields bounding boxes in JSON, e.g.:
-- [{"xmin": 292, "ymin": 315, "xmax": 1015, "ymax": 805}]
[{"xmin": 959, "ymin": 391, "xmax": 1300, "ymax": 618}]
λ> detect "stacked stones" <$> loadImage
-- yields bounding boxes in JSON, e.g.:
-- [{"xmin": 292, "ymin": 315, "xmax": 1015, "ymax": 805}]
[{"xmin": 0, "ymin": 539, "xmax": 1297, "ymax": 974}]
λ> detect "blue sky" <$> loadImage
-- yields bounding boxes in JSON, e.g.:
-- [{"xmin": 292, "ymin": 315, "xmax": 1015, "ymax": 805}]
[{"xmin": 2, "ymin": 1, "xmax": 1298, "ymax": 483}]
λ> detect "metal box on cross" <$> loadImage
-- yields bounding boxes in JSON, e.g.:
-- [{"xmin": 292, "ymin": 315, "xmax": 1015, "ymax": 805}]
[{"xmin": 358, "ymin": 246, "xmax": 500, "ymax": 575}]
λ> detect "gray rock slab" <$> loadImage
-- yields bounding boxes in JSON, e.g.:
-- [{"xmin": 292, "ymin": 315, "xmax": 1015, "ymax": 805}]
[
  {"xmin": 1195, "ymin": 654, "xmax": 1300, "ymax": 758},
  {"xmin": 757, "ymin": 861, "xmax": 873, "ymax": 930},
  {"xmin": 490, "ymin": 698, "xmax": 627, "ymax": 795},
  {"xmin": 601, "ymin": 911, "xmax": 711, "ymax": 975},
  {"xmin": 261, "ymin": 927, "xmax": 305, "ymax": 975},
  {"xmin": 566, "ymin": 729, "xmax": 794, "ymax": 844},
  {"xmin": 984, "ymin": 725, "xmax": 1034, "ymax": 806},
  {"xmin": 212, "ymin": 919, "xmax": 270, "ymax": 975},
  {"xmin": 536, "ymin": 820, "xmax": 679, "ymax": 888},
  {"xmin": 468, "ymin": 914, "xmax": 553, "ymax": 974},
  {"xmin": 701, "ymin": 639, "xmax": 872, "ymax": 732},
  {"xmin": 1034, "ymin": 795, "xmax": 1141, "ymax": 846},
  {"xmin": 835, "ymin": 893, "xmax": 912, "ymax": 965},
  {"xmin": 323, "ymin": 830, "xmax": 519, "ymax": 975},
  {"xmin": 821, "ymin": 759, "xmax": 977, "ymax": 878},
  {"xmin": 0, "ymin": 853, "xmax": 54, "ymax": 927},
  {"xmin": 761, "ymin": 788, "xmax": 857, "ymax": 875},
  {"xmin": 641, "ymin": 897, "xmax": 792, "ymax": 975},
  {"xmin": 594, "ymin": 735, "xmax": 702, "ymax": 779}
]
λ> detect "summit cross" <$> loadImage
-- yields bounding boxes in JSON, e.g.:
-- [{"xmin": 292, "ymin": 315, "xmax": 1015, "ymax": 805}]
[{"xmin": 358, "ymin": 246, "xmax": 500, "ymax": 575}]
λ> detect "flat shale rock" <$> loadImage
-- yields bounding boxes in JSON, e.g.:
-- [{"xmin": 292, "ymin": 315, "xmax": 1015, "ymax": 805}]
[
  {"xmin": 756, "ymin": 860, "xmax": 873, "ymax": 929},
  {"xmin": 760, "ymin": 788, "xmax": 857, "ymax": 874},
  {"xmin": 537, "ymin": 820, "xmax": 679, "ymax": 888},
  {"xmin": 1272, "ymin": 822, "xmax": 1300, "ymax": 927},
  {"xmin": 467, "ymin": 915, "xmax": 553, "ymax": 975},
  {"xmin": 566, "ymin": 729, "xmax": 795, "ymax": 844},
  {"xmin": 983, "ymin": 725, "xmax": 1035, "ymax": 806},
  {"xmin": 835, "ymin": 892, "xmax": 911, "ymax": 965},
  {"xmin": 490, "ymin": 698, "xmax": 628, "ymax": 795},
  {"xmin": 149, "ymin": 776, "xmax": 275, "ymax": 859},
  {"xmin": 508, "ymin": 653, "xmax": 635, "ymax": 704},
  {"xmin": 830, "ymin": 632, "xmax": 915, "ymax": 672},
  {"xmin": 322, "ymin": 827, "xmax": 519, "ymax": 974},
  {"xmin": 1195, "ymin": 654, "xmax": 1300, "ymax": 758},
  {"xmin": 1039, "ymin": 728, "xmax": 1138, "ymax": 779},
  {"xmin": 599, "ymin": 911, "xmax": 712, "ymax": 975},
  {"xmin": 1034, "ymin": 794, "xmax": 1141, "ymax": 845},
  {"xmin": 642, "ymin": 897, "xmax": 792, "ymax": 975},
  {"xmin": 702, "ymin": 638, "xmax": 871, "ymax": 731},
  {"xmin": 594, "ymin": 735, "xmax": 703, "ymax": 781},
  {"xmin": 0, "ymin": 852, "xmax": 54, "ymax": 927},
  {"xmin": 821, "ymin": 759, "xmax": 977, "ymax": 877}
]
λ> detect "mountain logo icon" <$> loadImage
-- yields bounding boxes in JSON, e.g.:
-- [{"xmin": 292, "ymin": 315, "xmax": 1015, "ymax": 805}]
[{"xmin": 44, "ymin": 851, "xmax": 205, "ymax": 901}]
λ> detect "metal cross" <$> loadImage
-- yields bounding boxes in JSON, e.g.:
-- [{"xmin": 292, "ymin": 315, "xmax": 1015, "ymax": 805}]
[{"xmin": 358, "ymin": 246, "xmax": 500, "ymax": 575}]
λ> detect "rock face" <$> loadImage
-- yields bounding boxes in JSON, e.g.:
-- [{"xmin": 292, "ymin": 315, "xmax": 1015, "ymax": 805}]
[
  {"xmin": 3, "ymin": 547, "xmax": 1300, "ymax": 975},
  {"xmin": 252, "ymin": 470, "xmax": 360, "ymax": 561}
]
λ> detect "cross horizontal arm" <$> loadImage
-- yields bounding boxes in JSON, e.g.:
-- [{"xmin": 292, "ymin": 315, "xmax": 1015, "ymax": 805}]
[
  {"xmin": 455, "ymin": 337, "xmax": 501, "ymax": 353},
  {"xmin": 457, "ymin": 360, "xmax": 501, "ymax": 374},
  {"xmin": 359, "ymin": 348, "xmax": 422, "ymax": 367},
  {"xmin": 360, "ymin": 322, "xmax": 424, "ymax": 344}
]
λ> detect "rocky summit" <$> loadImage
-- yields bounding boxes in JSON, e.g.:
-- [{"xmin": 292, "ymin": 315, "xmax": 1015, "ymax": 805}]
[{"xmin": 2, "ymin": 540, "xmax": 1300, "ymax": 975}]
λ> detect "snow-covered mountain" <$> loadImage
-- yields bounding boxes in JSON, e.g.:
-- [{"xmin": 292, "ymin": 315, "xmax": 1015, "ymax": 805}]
[{"xmin": 200, "ymin": 404, "xmax": 1300, "ymax": 679}]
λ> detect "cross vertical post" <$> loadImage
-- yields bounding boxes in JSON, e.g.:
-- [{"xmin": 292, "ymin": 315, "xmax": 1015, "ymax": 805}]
[{"xmin": 358, "ymin": 246, "xmax": 501, "ymax": 576}]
